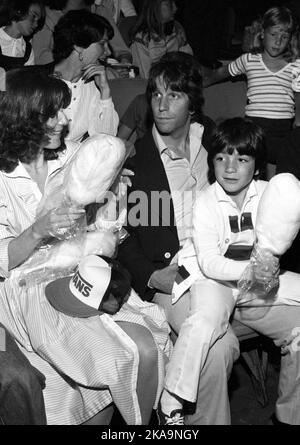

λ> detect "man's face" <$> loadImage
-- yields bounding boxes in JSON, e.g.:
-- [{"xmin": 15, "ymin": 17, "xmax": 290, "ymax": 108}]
[{"xmin": 151, "ymin": 76, "xmax": 191, "ymax": 138}]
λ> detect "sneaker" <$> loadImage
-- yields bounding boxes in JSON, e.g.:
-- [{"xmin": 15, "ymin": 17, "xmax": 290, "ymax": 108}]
[{"xmin": 157, "ymin": 407, "xmax": 185, "ymax": 425}]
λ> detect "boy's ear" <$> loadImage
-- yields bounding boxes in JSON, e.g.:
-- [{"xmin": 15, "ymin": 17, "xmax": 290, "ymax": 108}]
[{"xmin": 255, "ymin": 168, "xmax": 260, "ymax": 177}]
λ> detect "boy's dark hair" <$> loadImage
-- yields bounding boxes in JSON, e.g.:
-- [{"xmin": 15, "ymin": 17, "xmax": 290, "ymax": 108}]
[
  {"xmin": 147, "ymin": 51, "xmax": 204, "ymax": 122},
  {"xmin": 207, "ymin": 117, "xmax": 267, "ymax": 184},
  {"xmin": 99, "ymin": 256, "xmax": 132, "ymax": 314},
  {"xmin": 0, "ymin": 0, "xmax": 45, "ymax": 27},
  {"xmin": 53, "ymin": 9, "xmax": 114, "ymax": 63},
  {"xmin": 0, "ymin": 67, "xmax": 71, "ymax": 173}
]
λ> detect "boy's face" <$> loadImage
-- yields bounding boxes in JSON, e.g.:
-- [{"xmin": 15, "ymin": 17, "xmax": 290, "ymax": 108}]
[
  {"xmin": 213, "ymin": 149, "xmax": 258, "ymax": 206},
  {"xmin": 151, "ymin": 76, "xmax": 191, "ymax": 138}
]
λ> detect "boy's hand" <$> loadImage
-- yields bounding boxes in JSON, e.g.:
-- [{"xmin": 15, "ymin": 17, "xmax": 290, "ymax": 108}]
[{"xmin": 148, "ymin": 264, "xmax": 178, "ymax": 294}]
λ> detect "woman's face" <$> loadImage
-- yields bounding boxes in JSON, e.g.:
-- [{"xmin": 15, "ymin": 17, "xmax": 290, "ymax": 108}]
[
  {"xmin": 45, "ymin": 110, "xmax": 68, "ymax": 149},
  {"xmin": 16, "ymin": 3, "xmax": 43, "ymax": 37},
  {"xmin": 160, "ymin": 0, "xmax": 177, "ymax": 24},
  {"xmin": 80, "ymin": 32, "xmax": 111, "ymax": 66}
]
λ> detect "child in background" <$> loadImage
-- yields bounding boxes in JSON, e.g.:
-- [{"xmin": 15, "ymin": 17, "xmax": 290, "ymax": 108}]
[
  {"xmin": 158, "ymin": 117, "xmax": 300, "ymax": 425},
  {"xmin": 205, "ymin": 6, "xmax": 300, "ymax": 176},
  {"xmin": 130, "ymin": 0, "xmax": 193, "ymax": 79},
  {"xmin": 0, "ymin": 0, "xmax": 44, "ymax": 71}
]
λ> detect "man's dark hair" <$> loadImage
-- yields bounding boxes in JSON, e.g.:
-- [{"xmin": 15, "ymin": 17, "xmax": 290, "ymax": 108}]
[
  {"xmin": 207, "ymin": 117, "xmax": 267, "ymax": 183},
  {"xmin": 0, "ymin": 67, "xmax": 71, "ymax": 173},
  {"xmin": 147, "ymin": 51, "xmax": 204, "ymax": 122},
  {"xmin": 53, "ymin": 9, "xmax": 114, "ymax": 62}
]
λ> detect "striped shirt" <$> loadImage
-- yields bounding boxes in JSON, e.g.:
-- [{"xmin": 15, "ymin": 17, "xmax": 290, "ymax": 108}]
[
  {"xmin": 0, "ymin": 141, "xmax": 171, "ymax": 424},
  {"xmin": 228, "ymin": 53, "xmax": 300, "ymax": 119}
]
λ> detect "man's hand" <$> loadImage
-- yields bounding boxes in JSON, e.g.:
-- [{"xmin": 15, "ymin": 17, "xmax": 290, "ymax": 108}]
[{"xmin": 148, "ymin": 264, "xmax": 178, "ymax": 294}]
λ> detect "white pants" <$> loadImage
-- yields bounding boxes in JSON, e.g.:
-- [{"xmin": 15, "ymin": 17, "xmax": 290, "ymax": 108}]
[{"xmin": 164, "ymin": 270, "xmax": 300, "ymax": 424}]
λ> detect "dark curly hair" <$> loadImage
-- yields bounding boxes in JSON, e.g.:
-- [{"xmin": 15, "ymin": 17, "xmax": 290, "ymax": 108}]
[
  {"xmin": 53, "ymin": 9, "xmax": 114, "ymax": 63},
  {"xmin": 207, "ymin": 117, "xmax": 267, "ymax": 184},
  {"xmin": 147, "ymin": 51, "xmax": 204, "ymax": 122},
  {"xmin": 0, "ymin": 67, "xmax": 71, "ymax": 173},
  {"xmin": 0, "ymin": 0, "xmax": 45, "ymax": 28}
]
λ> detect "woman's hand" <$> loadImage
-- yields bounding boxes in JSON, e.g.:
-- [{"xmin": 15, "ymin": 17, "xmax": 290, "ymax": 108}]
[
  {"xmin": 32, "ymin": 207, "xmax": 86, "ymax": 241},
  {"xmin": 81, "ymin": 64, "xmax": 111, "ymax": 99}
]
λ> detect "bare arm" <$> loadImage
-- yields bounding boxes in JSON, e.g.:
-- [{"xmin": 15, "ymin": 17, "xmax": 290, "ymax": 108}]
[{"xmin": 203, "ymin": 65, "xmax": 231, "ymax": 87}]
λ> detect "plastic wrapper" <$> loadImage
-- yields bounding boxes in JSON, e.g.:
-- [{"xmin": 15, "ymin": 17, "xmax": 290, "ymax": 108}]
[
  {"xmin": 14, "ymin": 229, "xmax": 118, "ymax": 287},
  {"xmin": 13, "ymin": 134, "xmax": 130, "ymax": 286},
  {"xmin": 237, "ymin": 245, "xmax": 280, "ymax": 319}
]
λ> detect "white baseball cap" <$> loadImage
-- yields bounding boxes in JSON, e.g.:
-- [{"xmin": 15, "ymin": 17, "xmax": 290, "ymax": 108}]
[{"xmin": 45, "ymin": 255, "xmax": 130, "ymax": 317}]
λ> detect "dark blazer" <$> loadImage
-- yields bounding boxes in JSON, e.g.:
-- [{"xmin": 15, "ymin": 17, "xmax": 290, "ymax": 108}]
[{"xmin": 118, "ymin": 130, "xmax": 180, "ymax": 301}]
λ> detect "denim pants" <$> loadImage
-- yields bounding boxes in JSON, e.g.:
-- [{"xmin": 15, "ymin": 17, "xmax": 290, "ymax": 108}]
[{"xmin": 0, "ymin": 323, "xmax": 47, "ymax": 425}]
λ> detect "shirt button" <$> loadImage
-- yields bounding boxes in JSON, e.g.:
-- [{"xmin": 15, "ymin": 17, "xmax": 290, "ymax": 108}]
[
  {"xmin": 69, "ymin": 118, "xmax": 72, "ymax": 122},
  {"xmin": 164, "ymin": 252, "xmax": 171, "ymax": 259},
  {"xmin": 225, "ymin": 239, "xmax": 230, "ymax": 244}
]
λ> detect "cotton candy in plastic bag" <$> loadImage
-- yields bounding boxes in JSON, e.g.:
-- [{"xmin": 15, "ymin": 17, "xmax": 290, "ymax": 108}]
[{"xmin": 15, "ymin": 134, "xmax": 128, "ymax": 285}]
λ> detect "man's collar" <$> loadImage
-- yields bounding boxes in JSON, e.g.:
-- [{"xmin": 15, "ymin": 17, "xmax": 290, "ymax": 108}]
[{"xmin": 152, "ymin": 122, "xmax": 204, "ymax": 157}]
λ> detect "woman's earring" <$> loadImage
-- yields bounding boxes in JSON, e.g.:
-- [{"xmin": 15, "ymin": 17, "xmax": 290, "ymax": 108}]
[{"xmin": 78, "ymin": 52, "xmax": 84, "ymax": 62}]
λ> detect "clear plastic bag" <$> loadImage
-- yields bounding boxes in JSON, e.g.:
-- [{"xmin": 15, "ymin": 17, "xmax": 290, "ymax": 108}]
[
  {"xmin": 237, "ymin": 245, "xmax": 280, "ymax": 319},
  {"xmin": 14, "ymin": 134, "xmax": 131, "ymax": 286},
  {"xmin": 15, "ymin": 228, "xmax": 118, "ymax": 287}
]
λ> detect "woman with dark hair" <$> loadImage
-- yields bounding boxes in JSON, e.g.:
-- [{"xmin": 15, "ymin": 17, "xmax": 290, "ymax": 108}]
[
  {"xmin": 0, "ymin": 67, "xmax": 171, "ymax": 425},
  {"xmin": 32, "ymin": 0, "xmax": 132, "ymax": 66},
  {"xmin": 130, "ymin": 0, "xmax": 193, "ymax": 78},
  {"xmin": 39, "ymin": 9, "xmax": 119, "ymax": 142}
]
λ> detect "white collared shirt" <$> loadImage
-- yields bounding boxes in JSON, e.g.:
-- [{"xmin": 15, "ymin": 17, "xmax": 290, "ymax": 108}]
[
  {"xmin": 63, "ymin": 79, "xmax": 119, "ymax": 142},
  {"xmin": 0, "ymin": 27, "xmax": 34, "ymax": 65},
  {"xmin": 193, "ymin": 179, "xmax": 268, "ymax": 281},
  {"xmin": 153, "ymin": 122, "xmax": 209, "ymax": 246}
]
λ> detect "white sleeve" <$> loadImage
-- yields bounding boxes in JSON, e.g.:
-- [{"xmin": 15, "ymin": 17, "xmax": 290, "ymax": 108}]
[
  {"xmin": 120, "ymin": 0, "xmax": 137, "ymax": 17},
  {"xmin": 88, "ymin": 85, "xmax": 119, "ymax": 136},
  {"xmin": 193, "ymin": 194, "xmax": 249, "ymax": 281},
  {"xmin": 0, "ymin": 196, "xmax": 14, "ymax": 278}
]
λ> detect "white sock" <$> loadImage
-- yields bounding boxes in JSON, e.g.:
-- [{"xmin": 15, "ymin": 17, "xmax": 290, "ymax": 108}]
[{"xmin": 160, "ymin": 389, "xmax": 183, "ymax": 416}]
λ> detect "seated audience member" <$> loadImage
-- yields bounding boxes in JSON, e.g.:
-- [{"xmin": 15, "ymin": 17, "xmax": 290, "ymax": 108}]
[
  {"xmin": 32, "ymin": 0, "xmax": 132, "ymax": 67},
  {"xmin": 117, "ymin": 53, "xmax": 215, "ymax": 148},
  {"xmin": 0, "ymin": 0, "xmax": 45, "ymax": 70},
  {"xmin": 117, "ymin": 52, "xmax": 240, "ymax": 425},
  {"xmin": 39, "ymin": 9, "xmax": 119, "ymax": 142},
  {"xmin": 94, "ymin": 0, "xmax": 137, "ymax": 25},
  {"xmin": 130, "ymin": 0, "xmax": 193, "ymax": 79},
  {"xmin": 0, "ymin": 323, "xmax": 46, "ymax": 425},
  {"xmin": 159, "ymin": 117, "xmax": 300, "ymax": 425},
  {"xmin": 0, "ymin": 68, "xmax": 171, "ymax": 425}
]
